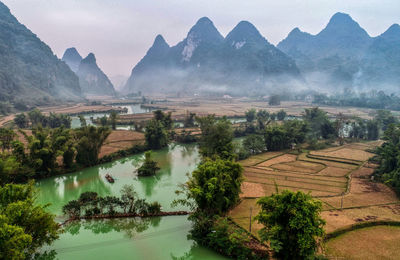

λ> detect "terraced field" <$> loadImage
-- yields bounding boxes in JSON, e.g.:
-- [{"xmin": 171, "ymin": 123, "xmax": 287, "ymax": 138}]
[{"xmin": 230, "ymin": 140, "xmax": 400, "ymax": 237}]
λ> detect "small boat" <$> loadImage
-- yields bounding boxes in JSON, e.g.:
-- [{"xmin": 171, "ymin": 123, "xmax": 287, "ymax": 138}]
[{"xmin": 105, "ymin": 174, "xmax": 115, "ymax": 183}]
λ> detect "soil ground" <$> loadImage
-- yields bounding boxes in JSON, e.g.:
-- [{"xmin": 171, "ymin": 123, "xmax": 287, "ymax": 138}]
[
  {"xmin": 325, "ymin": 226, "xmax": 400, "ymax": 259},
  {"xmin": 230, "ymin": 141, "xmax": 400, "ymax": 241}
]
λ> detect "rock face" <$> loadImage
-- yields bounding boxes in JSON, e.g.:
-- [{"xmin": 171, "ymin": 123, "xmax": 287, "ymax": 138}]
[
  {"xmin": 278, "ymin": 12, "xmax": 400, "ymax": 90},
  {"xmin": 76, "ymin": 53, "xmax": 116, "ymax": 96},
  {"xmin": 0, "ymin": 1, "xmax": 82, "ymax": 104},
  {"xmin": 62, "ymin": 47, "xmax": 82, "ymax": 73},
  {"xmin": 123, "ymin": 17, "xmax": 300, "ymax": 96}
]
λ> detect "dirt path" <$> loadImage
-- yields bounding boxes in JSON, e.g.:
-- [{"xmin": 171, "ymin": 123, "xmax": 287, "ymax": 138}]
[{"xmin": 0, "ymin": 114, "xmax": 15, "ymax": 127}]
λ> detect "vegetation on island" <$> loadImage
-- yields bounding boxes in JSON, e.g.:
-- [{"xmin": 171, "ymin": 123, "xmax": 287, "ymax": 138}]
[
  {"xmin": 62, "ymin": 185, "xmax": 161, "ymax": 219},
  {"xmin": 137, "ymin": 151, "xmax": 160, "ymax": 176}
]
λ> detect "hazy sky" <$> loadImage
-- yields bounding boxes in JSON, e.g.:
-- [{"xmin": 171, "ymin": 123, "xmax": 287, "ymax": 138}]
[{"xmin": 3, "ymin": 0, "xmax": 400, "ymax": 77}]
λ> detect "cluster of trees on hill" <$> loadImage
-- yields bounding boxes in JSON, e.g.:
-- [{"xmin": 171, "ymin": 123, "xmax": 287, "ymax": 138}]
[
  {"xmin": 144, "ymin": 110, "xmax": 173, "ymax": 149},
  {"xmin": 0, "ymin": 126, "xmax": 111, "ymax": 184},
  {"xmin": 313, "ymin": 90, "xmax": 400, "ymax": 111},
  {"xmin": 14, "ymin": 109, "xmax": 72, "ymax": 129},
  {"xmin": 236, "ymin": 107, "xmax": 397, "ymax": 160},
  {"xmin": 62, "ymin": 186, "xmax": 161, "ymax": 219},
  {"xmin": 373, "ymin": 123, "xmax": 400, "ymax": 194}
]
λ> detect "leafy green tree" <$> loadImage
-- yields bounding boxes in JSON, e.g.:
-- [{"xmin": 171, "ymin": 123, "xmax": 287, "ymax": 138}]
[
  {"xmin": 256, "ymin": 190, "xmax": 325, "ymax": 259},
  {"xmin": 175, "ymin": 158, "xmax": 243, "ymax": 244},
  {"xmin": 197, "ymin": 115, "xmax": 234, "ymax": 159},
  {"xmin": 79, "ymin": 115, "xmax": 87, "ymax": 127},
  {"xmin": 0, "ymin": 183, "xmax": 59, "ymax": 258},
  {"xmin": 109, "ymin": 111, "xmax": 118, "ymax": 130},
  {"xmin": 120, "ymin": 185, "xmax": 138, "ymax": 213},
  {"xmin": 137, "ymin": 151, "xmax": 160, "ymax": 176},
  {"xmin": 245, "ymin": 109, "xmax": 256, "ymax": 123},
  {"xmin": 277, "ymin": 109, "xmax": 287, "ymax": 121},
  {"xmin": 374, "ymin": 124, "xmax": 400, "ymax": 193},
  {"xmin": 367, "ymin": 120, "xmax": 379, "ymax": 140},
  {"xmin": 14, "ymin": 113, "xmax": 28, "ymax": 128},
  {"xmin": 184, "ymin": 111, "xmax": 196, "ymax": 127},
  {"xmin": 0, "ymin": 128, "xmax": 15, "ymax": 152},
  {"xmin": 303, "ymin": 107, "xmax": 331, "ymax": 139},
  {"xmin": 243, "ymin": 134, "xmax": 265, "ymax": 155},
  {"xmin": 28, "ymin": 108, "xmax": 45, "ymax": 126},
  {"xmin": 264, "ymin": 125, "xmax": 289, "ymax": 151},
  {"xmin": 144, "ymin": 119, "xmax": 169, "ymax": 149},
  {"xmin": 153, "ymin": 110, "xmax": 173, "ymax": 130},
  {"xmin": 75, "ymin": 126, "xmax": 111, "ymax": 166},
  {"xmin": 256, "ymin": 109, "xmax": 270, "ymax": 130},
  {"xmin": 375, "ymin": 110, "xmax": 398, "ymax": 131}
]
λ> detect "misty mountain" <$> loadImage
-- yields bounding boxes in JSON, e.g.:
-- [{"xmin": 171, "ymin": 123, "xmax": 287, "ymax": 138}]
[
  {"xmin": 123, "ymin": 17, "xmax": 300, "ymax": 96},
  {"xmin": 77, "ymin": 53, "xmax": 116, "ymax": 97},
  {"xmin": 360, "ymin": 24, "xmax": 400, "ymax": 88},
  {"xmin": 0, "ymin": 1, "xmax": 82, "ymax": 105},
  {"xmin": 62, "ymin": 47, "xmax": 82, "ymax": 73},
  {"xmin": 278, "ymin": 12, "xmax": 400, "ymax": 90}
]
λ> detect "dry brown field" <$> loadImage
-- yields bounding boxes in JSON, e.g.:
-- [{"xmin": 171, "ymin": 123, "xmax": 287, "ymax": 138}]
[
  {"xmin": 325, "ymin": 226, "xmax": 400, "ymax": 259},
  {"xmin": 230, "ymin": 141, "xmax": 400, "ymax": 242},
  {"xmin": 99, "ymin": 130, "xmax": 145, "ymax": 158}
]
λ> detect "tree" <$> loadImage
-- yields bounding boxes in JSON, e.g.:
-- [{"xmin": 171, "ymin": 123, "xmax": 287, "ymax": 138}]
[
  {"xmin": 109, "ymin": 111, "xmax": 118, "ymax": 130},
  {"xmin": 303, "ymin": 107, "xmax": 331, "ymax": 139},
  {"xmin": 0, "ymin": 183, "xmax": 59, "ymax": 258},
  {"xmin": 175, "ymin": 158, "xmax": 243, "ymax": 243},
  {"xmin": 256, "ymin": 190, "xmax": 325, "ymax": 259},
  {"xmin": 264, "ymin": 126, "xmax": 289, "ymax": 151},
  {"xmin": 14, "ymin": 113, "xmax": 28, "ymax": 128},
  {"xmin": 144, "ymin": 119, "xmax": 169, "ymax": 149},
  {"xmin": 243, "ymin": 135, "xmax": 265, "ymax": 155},
  {"xmin": 79, "ymin": 115, "xmax": 87, "ymax": 127},
  {"xmin": 75, "ymin": 126, "xmax": 111, "ymax": 166},
  {"xmin": 276, "ymin": 109, "xmax": 287, "ymax": 121},
  {"xmin": 269, "ymin": 95, "xmax": 281, "ymax": 105},
  {"xmin": 197, "ymin": 115, "xmax": 234, "ymax": 159},
  {"xmin": 120, "ymin": 185, "xmax": 138, "ymax": 213},
  {"xmin": 367, "ymin": 120, "xmax": 379, "ymax": 140},
  {"xmin": 184, "ymin": 111, "xmax": 196, "ymax": 127},
  {"xmin": 256, "ymin": 109, "xmax": 270, "ymax": 130},
  {"xmin": 153, "ymin": 110, "xmax": 173, "ymax": 130},
  {"xmin": 137, "ymin": 151, "xmax": 160, "ymax": 176},
  {"xmin": 0, "ymin": 128, "xmax": 15, "ymax": 152},
  {"xmin": 245, "ymin": 109, "xmax": 256, "ymax": 123},
  {"xmin": 28, "ymin": 109, "xmax": 45, "ymax": 126},
  {"xmin": 99, "ymin": 116, "xmax": 107, "ymax": 127}
]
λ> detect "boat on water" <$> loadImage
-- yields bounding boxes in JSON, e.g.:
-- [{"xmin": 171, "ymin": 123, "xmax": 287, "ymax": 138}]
[{"xmin": 105, "ymin": 174, "xmax": 115, "ymax": 183}]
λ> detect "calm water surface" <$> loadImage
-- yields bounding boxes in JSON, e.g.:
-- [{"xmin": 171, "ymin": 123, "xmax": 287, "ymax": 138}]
[{"xmin": 37, "ymin": 143, "xmax": 226, "ymax": 260}]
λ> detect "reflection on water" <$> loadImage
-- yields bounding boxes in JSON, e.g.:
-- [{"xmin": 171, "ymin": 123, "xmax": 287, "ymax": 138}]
[
  {"xmin": 46, "ymin": 216, "xmax": 226, "ymax": 260},
  {"xmin": 37, "ymin": 143, "xmax": 227, "ymax": 260},
  {"xmin": 36, "ymin": 143, "xmax": 200, "ymax": 216}
]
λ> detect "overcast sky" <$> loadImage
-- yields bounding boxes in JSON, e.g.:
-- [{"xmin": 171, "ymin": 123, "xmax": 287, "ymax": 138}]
[{"xmin": 3, "ymin": 0, "xmax": 400, "ymax": 77}]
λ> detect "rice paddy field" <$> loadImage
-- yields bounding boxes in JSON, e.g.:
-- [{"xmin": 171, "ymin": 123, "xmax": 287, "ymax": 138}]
[{"xmin": 229, "ymin": 141, "xmax": 400, "ymax": 252}]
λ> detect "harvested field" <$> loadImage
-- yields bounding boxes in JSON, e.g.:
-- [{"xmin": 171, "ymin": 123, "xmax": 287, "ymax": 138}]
[
  {"xmin": 271, "ymin": 163, "xmax": 320, "ymax": 173},
  {"xmin": 230, "ymin": 141, "xmax": 400, "ymax": 240},
  {"xmin": 240, "ymin": 152, "xmax": 283, "ymax": 167},
  {"xmin": 325, "ymin": 226, "xmax": 400, "ymax": 259},
  {"xmin": 311, "ymin": 147, "xmax": 374, "ymax": 162},
  {"xmin": 256, "ymin": 154, "xmax": 297, "ymax": 167},
  {"xmin": 99, "ymin": 130, "xmax": 145, "ymax": 158},
  {"xmin": 316, "ymin": 167, "xmax": 350, "ymax": 177}
]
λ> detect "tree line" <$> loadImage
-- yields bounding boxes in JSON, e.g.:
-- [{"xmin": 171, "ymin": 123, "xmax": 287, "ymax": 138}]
[{"xmin": 62, "ymin": 185, "xmax": 161, "ymax": 219}]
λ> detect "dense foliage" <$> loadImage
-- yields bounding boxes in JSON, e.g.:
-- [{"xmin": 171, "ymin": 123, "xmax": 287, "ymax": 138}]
[
  {"xmin": 197, "ymin": 115, "xmax": 235, "ymax": 159},
  {"xmin": 313, "ymin": 90, "xmax": 400, "ymax": 111},
  {"xmin": 256, "ymin": 190, "xmax": 325, "ymax": 259},
  {"xmin": 137, "ymin": 151, "xmax": 160, "ymax": 176},
  {"xmin": 75, "ymin": 126, "xmax": 111, "ymax": 167},
  {"xmin": 144, "ymin": 110, "xmax": 172, "ymax": 149},
  {"xmin": 14, "ymin": 109, "xmax": 72, "ymax": 129},
  {"xmin": 374, "ymin": 123, "xmax": 400, "ymax": 194},
  {"xmin": 0, "ymin": 182, "xmax": 59, "ymax": 259},
  {"xmin": 62, "ymin": 187, "xmax": 161, "ymax": 218}
]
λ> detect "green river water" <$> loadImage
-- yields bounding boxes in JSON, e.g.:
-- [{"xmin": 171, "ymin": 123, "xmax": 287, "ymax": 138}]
[{"xmin": 36, "ymin": 143, "xmax": 227, "ymax": 260}]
